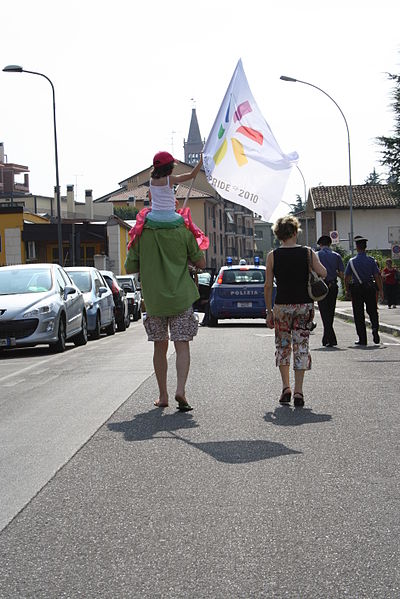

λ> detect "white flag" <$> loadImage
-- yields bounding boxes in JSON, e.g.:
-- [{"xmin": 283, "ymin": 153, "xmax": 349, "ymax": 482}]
[{"xmin": 203, "ymin": 59, "xmax": 298, "ymax": 222}]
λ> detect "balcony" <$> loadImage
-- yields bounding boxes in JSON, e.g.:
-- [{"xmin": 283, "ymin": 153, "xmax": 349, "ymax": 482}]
[{"xmin": 14, "ymin": 183, "xmax": 30, "ymax": 193}]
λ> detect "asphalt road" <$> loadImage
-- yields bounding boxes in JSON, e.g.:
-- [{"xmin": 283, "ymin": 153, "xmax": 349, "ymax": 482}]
[{"xmin": 0, "ymin": 315, "xmax": 399, "ymax": 598}]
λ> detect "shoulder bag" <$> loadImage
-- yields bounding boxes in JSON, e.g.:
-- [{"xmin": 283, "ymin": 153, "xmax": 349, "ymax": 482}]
[{"xmin": 306, "ymin": 248, "xmax": 329, "ymax": 301}]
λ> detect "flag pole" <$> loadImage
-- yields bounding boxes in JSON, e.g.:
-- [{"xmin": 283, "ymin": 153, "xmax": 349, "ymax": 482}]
[
  {"xmin": 182, "ymin": 150, "xmax": 203, "ymax": 209},
  {"xmin": 182, "ymin": 179, "xmax": 195, "ymax": 209}
]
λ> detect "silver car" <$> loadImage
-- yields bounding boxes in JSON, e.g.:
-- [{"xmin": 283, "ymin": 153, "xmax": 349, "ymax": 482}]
[
  {"xmin": 66, "ymin": 267, "xmax": 116, "ymax": 338},
  {"xmin": 116, "ymin": 274, "xmax": 142, "ymax": 321},
  {"xmin": 0, "ymin": 263, "xmax": 88, "ymax": 352}
]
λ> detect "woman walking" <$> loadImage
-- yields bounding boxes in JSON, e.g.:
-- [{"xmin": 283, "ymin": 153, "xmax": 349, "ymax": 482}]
[{"xmin": 264, "ymin": 216, "xmax": 327, "ymax": 407}]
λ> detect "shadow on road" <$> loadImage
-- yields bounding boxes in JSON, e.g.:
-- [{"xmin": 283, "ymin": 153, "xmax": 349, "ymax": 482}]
[
  {"xmin": 108, "ymin": 407, "xmax": 199, "ymax": 441},
  {"xmin": 0, "ymin": 344, "xmax": 77, "ymax": 359},
  {"xmin": 108, "ymin": 409, "xmax": 301, "ymax": 463},
  {"xmin": 210, "ymin": 322, "xmax": 266, "ymax": 328},
  {"xmin": 312, "ymin": 347, "xmax": 347, "ymax": 352},
  {"xmin": 264, "ymin": 406, "xmax": 332, "ymax": 427}
]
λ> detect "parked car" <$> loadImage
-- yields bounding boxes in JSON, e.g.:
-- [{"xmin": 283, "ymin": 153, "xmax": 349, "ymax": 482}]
[
  {"xmin": 66, "ymin": 267, "xmax": 116, "ymax": 338},
  {"xmin": 0, "ymin": 263, "xmax": 88, "ymax": 352},
  {"xmin": 116, "ymin": 275, "xmax": 142, "ymax": 321},
  {"xmin": 100, "ymin": 270, "xmax": 130, "ymax": 331},
  {"xmin": 208, "ymin": 262, "xmax": 276, "ymax": 326}
]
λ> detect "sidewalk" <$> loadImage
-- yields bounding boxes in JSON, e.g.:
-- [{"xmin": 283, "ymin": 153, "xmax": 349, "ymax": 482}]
[{"xmin": 334, "ymin": 299, "xmax": 400, "ymax": 337}]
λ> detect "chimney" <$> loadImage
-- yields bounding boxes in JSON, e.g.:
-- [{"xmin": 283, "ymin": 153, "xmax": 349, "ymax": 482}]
[
  {"xmin": 85, "ymin": 189, "xmax": 93, "ymax": 219},
  {"xmin": 0, "ymin": 142, "xmax": 4, "ymax": 163},
  {"xmin": 67, "ymin": 184, "xmax": 74, "ymax": 215}
]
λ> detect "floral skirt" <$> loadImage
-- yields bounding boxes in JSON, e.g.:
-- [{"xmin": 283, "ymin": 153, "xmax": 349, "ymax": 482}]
[{"xmin": 273, "ymin": 303, "xmax": 314, "ymax": 370}]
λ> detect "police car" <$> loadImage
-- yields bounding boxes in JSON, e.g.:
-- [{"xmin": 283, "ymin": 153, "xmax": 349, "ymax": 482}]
[{"xmin": 208, "ymin": 258, "xmax": 276, "ymax": 326}]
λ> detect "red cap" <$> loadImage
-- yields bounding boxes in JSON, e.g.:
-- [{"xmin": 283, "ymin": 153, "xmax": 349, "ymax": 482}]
[{"xmin": 153, "ymin": 151, "xmax": 177, "ymax": 167}]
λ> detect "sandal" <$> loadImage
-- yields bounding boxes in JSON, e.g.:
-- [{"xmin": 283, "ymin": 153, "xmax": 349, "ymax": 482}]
[
  {"xmin": 293, "ymin": 392, "xmax": 305, "ymax": 407},
  {"xmin": 279, "ymin": 387, "xmax": 291, "ymax": 404},
  {"xmin": 175, "ymin": 395, "xmax": 193, "ymax": 412}
]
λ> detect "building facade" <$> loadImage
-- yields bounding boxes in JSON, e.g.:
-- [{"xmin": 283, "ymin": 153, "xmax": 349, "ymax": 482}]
[{"xmin": 307, "ymin": 184, "xmax": 400, "ymax": 253}]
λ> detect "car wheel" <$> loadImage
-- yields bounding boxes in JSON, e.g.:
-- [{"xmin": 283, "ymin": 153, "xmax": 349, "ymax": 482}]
[
  {"xmin": 91, "ymin": 313, "xmax": 101, "ymax": 340},
  {"xmin": 125, "ymin": 313, "xmax": 131, "ymax": 328},
  {"xmin": 133, "ymin": 305, "xmax": 139, "ymax": 322},
  {"xmin": 137, "ymin": 307, "xmax": 141, "ymax": 320},
  {"xmin": 74, "ymin": 312, "xmax": 88, "ymax": 346},
  {"xmin": 208, "ymin": 313, "xmax": 218, "ymax": 327},
  {"xmin": 117, "ymin": 315, "xmax": 126, "ymax": 332},
  {"xmin": 51, "ymin": 316, "xmax": 66, "ymax": 353},
  {"xmin": 105, "ymin": 314, "xmax": 116, "ymax": 336}
]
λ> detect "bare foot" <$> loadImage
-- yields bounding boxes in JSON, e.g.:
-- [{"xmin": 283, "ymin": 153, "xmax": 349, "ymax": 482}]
[{"xmin": 154, "ymin": 400, "xmax": 168, "ymax": 408}]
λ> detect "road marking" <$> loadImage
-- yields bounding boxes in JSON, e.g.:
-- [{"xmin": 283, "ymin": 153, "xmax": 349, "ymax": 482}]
[
  {"xmin": 255, "ymin": 333, "xmax": 274, "ymax": 337},
  {"xmin": 3, "ymin": 379, "xmax": 26, "ymax": 387},
  {"xmin": 0, "ymin": 354, "xmax": 62, "ymax": 383}
]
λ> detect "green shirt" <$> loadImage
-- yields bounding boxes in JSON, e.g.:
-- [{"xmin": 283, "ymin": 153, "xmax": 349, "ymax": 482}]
[{"xmin": 124, "ymin": 222, "xmax": 203, "ymax": 317}]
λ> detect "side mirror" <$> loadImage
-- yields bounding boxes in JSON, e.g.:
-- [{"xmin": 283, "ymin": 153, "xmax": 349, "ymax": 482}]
[
  {"xmin": 99, "ymin": 286, "xmax": 108, "ymax": 296},
  {"xmin": 64, "ymin": 285, "xmax": 76, "ymax": 299}
]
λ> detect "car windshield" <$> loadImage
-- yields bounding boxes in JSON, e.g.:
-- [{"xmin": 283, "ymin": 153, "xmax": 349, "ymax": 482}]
[
  {"xmin": 198, "ymin": 273, "xmax": 211, "ymax": 285},
  {"xmin": 117, "ymin": 278, "xmax": 134, "ymax": 290},
  {"xmin": 0, "ymin": 268, "xmax": 52, "ymax": 294},
  {"xmin": 68, "ymin": 271, "xmax": 92, "ymax": 293},
  {"xmin": 222, "ymin": 269, "xmax": 265, "ymax": 284}
]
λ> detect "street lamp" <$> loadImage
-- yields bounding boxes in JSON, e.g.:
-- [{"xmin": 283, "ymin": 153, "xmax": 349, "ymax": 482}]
[
  {"xmin": 3, "ymin": 64, "xmax": 63, "ymax": 265},
  {"xmin": 280, "ymin": 75, "xmax": 354, "ymax": 255},
  {"xmin": 296, "ymin": 165, "xmax": 309, "ymax": 246}
]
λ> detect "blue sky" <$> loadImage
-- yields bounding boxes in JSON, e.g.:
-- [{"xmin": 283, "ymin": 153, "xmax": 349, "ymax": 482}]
[{"xmin": 1, "ymin": 0, "xmax": 399, "ymax": 220}]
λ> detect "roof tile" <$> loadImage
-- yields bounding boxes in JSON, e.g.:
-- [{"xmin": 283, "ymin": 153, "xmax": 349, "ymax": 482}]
[{"xmin": 311, "ymin": 184, "xmax": 398, "ymax": 210}]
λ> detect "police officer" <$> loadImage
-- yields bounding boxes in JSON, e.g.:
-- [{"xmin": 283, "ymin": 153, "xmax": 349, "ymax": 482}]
[
  {"xmin": 316, "ymin": 235, "xmax": 345, "ymax": 346},
  {"xmin": 344, "ymin": 235, "xmax": 384, "ymax": 346}
]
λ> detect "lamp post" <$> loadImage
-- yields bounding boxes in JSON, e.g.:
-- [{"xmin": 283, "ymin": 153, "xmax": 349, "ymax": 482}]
[
  {"xmin": 3, "ymin": 65, "xmax": 63, "ymax": 265},
  {"xmin": 296, "ymin": 165, "xmax": 309, "ymax": 246},
  {"xmin": 280, "ymin": 75, "xmax": 354, "ymax": 255}
]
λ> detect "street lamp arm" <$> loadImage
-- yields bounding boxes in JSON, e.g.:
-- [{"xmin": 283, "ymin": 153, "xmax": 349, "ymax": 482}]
[
  {"xmin": 280, "ymin": 74, "xmax": 354, "ymax": 254},
  {"xmin": 280, "ymin": 75, "xmax": 350, "ymax": 138},
  {"xmin": 3, "ymin": 65, "xmax": 63, "ymax": 264}
]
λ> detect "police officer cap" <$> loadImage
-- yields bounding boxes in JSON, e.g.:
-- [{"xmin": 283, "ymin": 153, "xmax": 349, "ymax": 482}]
[
  {"xmin": 354, "ymin": 235, "xmax": 368, "ymax": 242},
  {"xmin": 317, "ymin": 235, "xmax": 332, "ymax": 246}
]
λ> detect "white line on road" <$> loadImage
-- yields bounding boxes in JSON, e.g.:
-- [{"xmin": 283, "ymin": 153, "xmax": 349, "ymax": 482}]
[
  {"xmin": 3, "ymin": 378, "xmax": 26, "ymax": 387},
  {"xmin": 0, "ymin": 353, "xmax": 64, "ymax": 383}
]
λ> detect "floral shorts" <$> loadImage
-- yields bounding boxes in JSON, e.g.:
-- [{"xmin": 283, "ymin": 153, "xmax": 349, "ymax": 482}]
[
  {"xmin": 143, "ymin": 307, "xmax": 199, "ymax": 342},
  {"xmin": 273, "ymin": 303, "xmax": 314, "ymax": 370}
]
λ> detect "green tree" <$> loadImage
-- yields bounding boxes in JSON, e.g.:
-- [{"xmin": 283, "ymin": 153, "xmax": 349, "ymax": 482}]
[
  {"xmin": 289, "ymin": 194, "xmax": 305, "ymax": 215},
  {"xmin": 364, "ymin": 167, "xmax": 382, "ymax": 185},
  {"xmin": 114, "ymin": 206, "xmax": 138, "ymax": 220},
  {"xmin": 376, "ymin": 71, "xmax": 400, "ymax": 202}
]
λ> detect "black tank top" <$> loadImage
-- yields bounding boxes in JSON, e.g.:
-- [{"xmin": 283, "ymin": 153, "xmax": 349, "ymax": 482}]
[{"xmin": 273, "ymin": 246, "xmax": 312, "ymax": 304}]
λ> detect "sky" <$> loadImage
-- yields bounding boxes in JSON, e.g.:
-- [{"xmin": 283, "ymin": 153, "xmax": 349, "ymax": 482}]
[{"xmin": 1, "ymin": 0, "xmax": 400, "ymax": 221}]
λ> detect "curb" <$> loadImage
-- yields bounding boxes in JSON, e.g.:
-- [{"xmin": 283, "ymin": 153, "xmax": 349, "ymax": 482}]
[{"xmin": 334, "ymin": 309, "xmax": 400, "ymax": 338}]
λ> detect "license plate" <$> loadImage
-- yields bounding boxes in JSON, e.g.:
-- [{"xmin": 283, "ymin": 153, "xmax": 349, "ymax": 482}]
[
  {"xmin": 0, "ymin": 337, "xmax": 16, "ymax": 347},
  {"xmin": 237, "ymin": 302, "xmax": 252, "ymax": 308}
]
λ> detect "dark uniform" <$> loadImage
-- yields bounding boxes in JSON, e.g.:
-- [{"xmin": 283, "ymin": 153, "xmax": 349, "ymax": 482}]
[
  {"xmin": 317, "ymin": 237, "xmax": 345, "ymax": 346},
  {"xmin": 344, "ymin": 237, "xmax": 381, "ymax": 346}
]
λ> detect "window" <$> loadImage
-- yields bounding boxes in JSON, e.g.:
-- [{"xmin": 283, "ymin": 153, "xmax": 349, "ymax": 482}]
[
  {"xmin": 222, "ymin": 269, "xmax": 265, "ymax": 284},
  {"xmin": 94, "ymin": 274, "xmax": 102, "ymax": 295},
  {"xmin": 26, "ymin": 241, "xmax": 36, "ymax": 261},
  {"xmin": 55, "ymin": 269, "xmax": 66, "ymax": 293},
  {"xmin": 80, "ymin": 245, "xmax": 96, "ymax": 267}
]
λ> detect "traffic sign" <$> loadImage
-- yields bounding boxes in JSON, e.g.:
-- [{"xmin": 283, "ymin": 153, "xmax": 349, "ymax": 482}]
[
  {"xmin": 330, "ymin": 230, "xmax": 339, "ymax": 244},
  {"xmin": 392, "ymin": 244, "xmax": 400, "ymax": 260}
]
